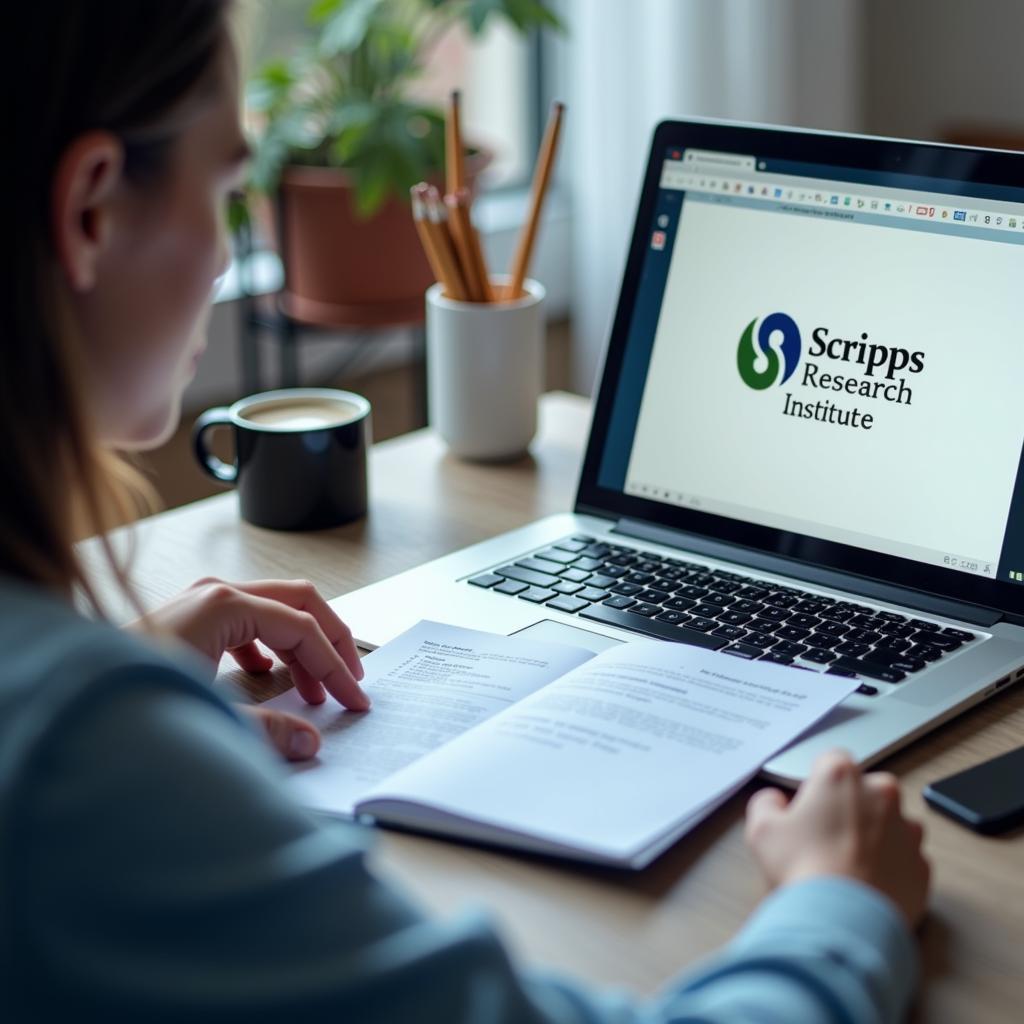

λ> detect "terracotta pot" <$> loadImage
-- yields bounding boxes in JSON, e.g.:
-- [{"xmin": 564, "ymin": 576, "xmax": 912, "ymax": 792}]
[{"xmin": 271, "ymin": 152, "xmax": 491, "ymax": 329}]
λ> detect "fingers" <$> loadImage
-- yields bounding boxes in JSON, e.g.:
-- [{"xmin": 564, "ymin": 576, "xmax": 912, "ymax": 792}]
[
  {"xmin": 228, "ymin": 640, "xmax": 275, "ymax": 674},
  {"xmin": 745, "ymin": 786, "xmax": 788, "ymax": 840},
  {"xmin": 227, "ymin": 580, "xmax": 364, "ymax": 684},
  {"xmin": 244, "ymin": 706, "xmax": 321, "ymax": 761},
  {"xmin": 240, "ymin": 593, "xmax": 371, "ymax": 711}
]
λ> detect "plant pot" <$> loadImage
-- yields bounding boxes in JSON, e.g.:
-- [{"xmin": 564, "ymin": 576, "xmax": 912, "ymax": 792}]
[{"xmin": 271, "ymin": 152, "xmax": 492, "ymax": 329}]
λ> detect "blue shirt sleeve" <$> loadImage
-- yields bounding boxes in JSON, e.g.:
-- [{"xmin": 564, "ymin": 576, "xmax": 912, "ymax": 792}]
[{"xmin": 11, "ymin": 676, "xmax": 916, "ymax": 1023}]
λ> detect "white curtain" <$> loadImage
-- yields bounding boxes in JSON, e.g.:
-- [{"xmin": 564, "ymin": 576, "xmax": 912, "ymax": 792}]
[{"xmin": 565, "ymin": 0, "xmax": 863, "ymax": 394}]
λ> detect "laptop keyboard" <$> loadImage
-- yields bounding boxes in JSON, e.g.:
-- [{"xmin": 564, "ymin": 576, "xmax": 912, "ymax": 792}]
[{"xmin": 467, "ymin": 534, "xmax": 979, "ymax": 696}]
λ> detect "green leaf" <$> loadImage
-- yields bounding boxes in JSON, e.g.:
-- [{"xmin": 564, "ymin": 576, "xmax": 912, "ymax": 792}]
[{"xmin": 318, "ymin": 0, "xmax": 381, "ymax": 57}]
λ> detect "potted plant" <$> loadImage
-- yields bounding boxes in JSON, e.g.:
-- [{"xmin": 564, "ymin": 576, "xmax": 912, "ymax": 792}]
[{"xmin": 245, "ymin": 0, "xmax": 563, "ymax": 327}]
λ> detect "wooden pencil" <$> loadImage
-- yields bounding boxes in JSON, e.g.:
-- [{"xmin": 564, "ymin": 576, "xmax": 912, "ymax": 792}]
[
  {"xmin": 423, "ymin": 186, "xmax": 469, "ymax": 301},
  {"xmin": 446, "ymin": 188, "xmax": 494, "ymax": 302},
  {"xmin": 410, "ymin": 184, "xmax": 451, "ymax": 293},
  {"xmin": 446, "ymin": 89, "xmax": 466, "ymax": 195},
  {"xmin": 506, "ymin": 100, "xmax": 565, "ymax": 300}
]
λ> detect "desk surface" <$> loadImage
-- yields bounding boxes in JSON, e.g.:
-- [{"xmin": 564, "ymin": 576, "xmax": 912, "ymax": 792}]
[{"xmin": 81, "ymin": 392, "xmax": 1024, "ymax": 1021}]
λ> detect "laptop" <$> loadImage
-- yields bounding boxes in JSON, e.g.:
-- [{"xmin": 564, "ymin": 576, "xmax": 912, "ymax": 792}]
[{"xmin": 332, "ymin": 117, "xmax": 1024, "ymax": 783}]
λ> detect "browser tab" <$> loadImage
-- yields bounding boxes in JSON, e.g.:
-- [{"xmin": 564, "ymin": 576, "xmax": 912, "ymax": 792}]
[{"xmin": 682, "ymin": 149, "xmax": 756, "ymax": 172}]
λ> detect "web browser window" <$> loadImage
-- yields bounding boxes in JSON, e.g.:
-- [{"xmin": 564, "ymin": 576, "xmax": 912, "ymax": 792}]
[{"xmin": 599, "ymin": 148, "xmax": 1024, "ymax": 584}]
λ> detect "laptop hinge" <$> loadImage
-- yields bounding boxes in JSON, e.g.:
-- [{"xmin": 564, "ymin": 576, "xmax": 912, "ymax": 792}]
[{"xmin": 613, "ymin": 518, "xmax": 1002, "ymax": 628}]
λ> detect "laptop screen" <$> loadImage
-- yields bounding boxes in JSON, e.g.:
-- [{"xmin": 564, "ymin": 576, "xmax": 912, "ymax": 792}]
[{"xmin": 578, "ymin": 121, "xmax": 1024, "ymax": 616}]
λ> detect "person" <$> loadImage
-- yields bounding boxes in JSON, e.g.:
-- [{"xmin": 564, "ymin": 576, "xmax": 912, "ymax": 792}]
[{"xmin": 3, "ymin": 2, "xmax": 929, "ymax": 1020}]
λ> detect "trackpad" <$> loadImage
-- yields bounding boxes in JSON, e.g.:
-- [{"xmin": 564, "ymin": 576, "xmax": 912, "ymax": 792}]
[{"xmin": 511, "ymin": 618, "xmax": 623, "ymax": 655}]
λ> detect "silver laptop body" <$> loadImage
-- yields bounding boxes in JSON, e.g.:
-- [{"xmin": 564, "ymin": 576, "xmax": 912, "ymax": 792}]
[{"xmin": 333, "ymin": 118, "xmax": 1024, "ymax": 783}]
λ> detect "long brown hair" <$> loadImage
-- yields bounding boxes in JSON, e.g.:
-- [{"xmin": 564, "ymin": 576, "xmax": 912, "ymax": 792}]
[{"xmin": 6, "ymin": 1, "xmax": 231, "ymax": 613}]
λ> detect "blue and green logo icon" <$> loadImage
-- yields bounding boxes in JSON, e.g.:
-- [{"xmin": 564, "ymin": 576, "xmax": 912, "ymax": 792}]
[{"xmin": 737, "ymin": 312, "xmax": 802, "ymax": 390}]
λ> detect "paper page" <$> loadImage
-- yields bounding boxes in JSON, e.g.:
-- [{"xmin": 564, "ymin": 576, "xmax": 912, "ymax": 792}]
[
  {"xmin": 263, "ymin": 620, "xmax": 594, "ymax": 815},
  {"xmin": 358, "ymin": 642, "xmax": 858, "ymax": 860}
]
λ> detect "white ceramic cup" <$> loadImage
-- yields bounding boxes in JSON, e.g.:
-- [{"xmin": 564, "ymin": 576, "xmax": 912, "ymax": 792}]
[{"xmin": 425, "ymin": 276, "xmax": 546, "ymax": 461}]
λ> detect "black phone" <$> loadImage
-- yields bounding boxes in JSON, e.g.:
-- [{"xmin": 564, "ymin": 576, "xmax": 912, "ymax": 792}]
[{"xmin": 924, "ymin": 746, "xmax": 1024, "ymax": 834}]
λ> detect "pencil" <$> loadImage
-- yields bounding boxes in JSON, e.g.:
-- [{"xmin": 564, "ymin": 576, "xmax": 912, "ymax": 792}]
[
  {"xmin": 446, "ymin": 89, "xmax": 466, "ymax": 196},
  {"xmin": 506, "ymin": 100, "xmax": 565, "ymax": 301},
  {"xmin": 411, "ymin": 184, "xmax": 451, "ymax": 292},
  {"xmin": 446, "ymin": 188, "xmax": 494, "ymax": 303},
  {"xmin": 423, "ymin": 186, "xmax": 469, "ymax": 301}
]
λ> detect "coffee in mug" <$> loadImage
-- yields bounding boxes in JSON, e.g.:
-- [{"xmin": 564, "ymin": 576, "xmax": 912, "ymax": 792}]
[{"xmin": 192, "ymin": 388, "xmax": 371, "ymax": 530}]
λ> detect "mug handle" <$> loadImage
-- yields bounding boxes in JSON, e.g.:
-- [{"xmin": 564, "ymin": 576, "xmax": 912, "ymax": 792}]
[{"xmin": 191, "ymin": 408, "xmax": 238, "ymax": 484}]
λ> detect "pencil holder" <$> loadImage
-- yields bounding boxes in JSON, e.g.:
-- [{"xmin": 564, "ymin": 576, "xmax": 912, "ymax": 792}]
[{"xmin": 426, "ymin": 276, "xmax": 546, "ymax": 461}]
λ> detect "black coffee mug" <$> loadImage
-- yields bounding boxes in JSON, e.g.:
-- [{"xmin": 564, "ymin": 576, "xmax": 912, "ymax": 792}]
[{"xmin": 192, "ymin": 388, "xmax": 371, "ymax": 530}]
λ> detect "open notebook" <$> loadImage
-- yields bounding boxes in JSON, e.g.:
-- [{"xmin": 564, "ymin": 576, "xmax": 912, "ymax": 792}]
[{"xmin": 265, "ymin": 621, "xmax": 856, "ymax": 868}]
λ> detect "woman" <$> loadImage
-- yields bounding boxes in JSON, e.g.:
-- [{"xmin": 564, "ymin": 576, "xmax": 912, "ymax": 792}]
[{"xmin": 4, "ymin": 2, "xmax": 929, "ymax": 1020}]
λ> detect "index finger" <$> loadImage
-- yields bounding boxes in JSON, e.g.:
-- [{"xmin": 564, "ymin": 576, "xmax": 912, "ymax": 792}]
[{"xmin": 229, "ymin": 579, "xmax": 365, "ymax": 683}]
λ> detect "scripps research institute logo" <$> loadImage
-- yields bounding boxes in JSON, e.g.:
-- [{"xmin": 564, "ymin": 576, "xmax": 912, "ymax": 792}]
[{"xmin": 736, "ymin": 312, "xmax": 802, "ymax": 390}]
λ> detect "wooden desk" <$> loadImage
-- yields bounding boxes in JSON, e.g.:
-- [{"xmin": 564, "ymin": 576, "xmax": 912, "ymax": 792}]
[{"xmin": 82, "ymin": 391, "xmax": 1024, "ymax": 1021}]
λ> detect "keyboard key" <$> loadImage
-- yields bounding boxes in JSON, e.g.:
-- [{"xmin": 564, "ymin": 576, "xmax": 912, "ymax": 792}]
[
  {"xmin": 764, "ymin": 593, "xmax": 799, "ymax": 609},
  {"xmin": 655, "ymin": 610, "xmax": 690, "ymax": 625},
  {"xmin": 905, "ymin": 644, "xmax": 943, "ymax": 662},
  {"xmin": 552, "ymin": 581, "xmax": 583, "ymax": 595},
  {"xmin": 942, "ymin": 627, "xmax": 976, "ymax": 643},
  {"xmin": 788, "ymin": 613, "xmax": 821, "ymax": 630},
  {"xmin": 494, "ymin": 580, "xmax": 528, "ymax": 595},
  {"xmin": 723, "ymin": 644, "xmax": 762, "ymax": 659},
  {"xmin": 570, "ymin": 534, "xmax": 595, "ymax": 543},
  {"xmin": 577, "ymin": 587, "xmax": 608, "ymax": 602},
  {"xmin": 677, "ymin": 585, "xmax": 709, "ymax": 600},
  {"xmin": 750, "ymin": 616, "xmax": 784, "ymax": 634},
  {"xmin": 469, "ymin": 573, "xmax": 503, "ymax": 588},
  {"xmin": 692, "ymin": 603, "xmax": 726, "ymax": 619},
  {"xmin": 718, "ymin": 610, "xmax": 753, "ymax": 626},
  {"xmin": 743, "ymin": 630, "xmax": 776, "ymax": 648},
  {"xmin": 875, "ymin": 635, "xmax": 910, "ymax": 652},
  {"xmin": 835, "ymin": 640, "xmax": 870, "ymax": 657},
  {"xmin": 802, "ymin": 648, "xmax": 836, "ymax": 664},
  {"xmin": 706, "ymin": 591, "xmax": 735, "ymax": 607},
  {"xmin": 830, "ymin": 657, "xmax": 906, "ymax": 683},
  {"xmin": 664, "ymin": 596, "xmax": 698, "ymax": 612},
  {"xmin": 876, "ymin": 610, "xmax": 907, "ymax": 623},
  {"xmin": 547, "ymin": 595, "xmax": 589, "ymax": 614},
  {"xmin": 587, "ymin": 573, "xmax": 618, "ymax": 589},
  {"xmin": 497, "ymin": 564, "xmax": 559, "ymax": 588},
  {"xmin": 630, "ymin": 602, "xmax": 662, "ymax": 617},
  {"xmin": 775, "ymin": 625, "xmax": 811, "ymax": 642},
  {"xmin": 538, "ymin": 548, "xmax": 580, "ymax": 564},
  {"xmin": 579, "ymin": 604, "xmax": 729, "ymax": 649},
  {"xmin": 580, "ymin": 543, "xmax": 612, "ymax": 559},
  {"xmin": 805, "ymin": 632, "xmax": 840, "ymax": 650},
  {"xmin": 518, "ymin": 586, "xmax": 557, "ymax": 603},
  {"xmin": 731, "ymin": 598, "xmax": 764, "ymax": 614},
  {"xmin": 554, "ymin": 539, "xmax": 587, "ymax": 553},
  {"xmin": 817, "ymin": 620, "xmax": 848, "ymax": 636},
  {"xmin": 737, "ymin": 586, "xmax": 770, "ymax": 599},
  {"xmin": 516, "ymin": 557, "xmax": 567, "ymax": 574},
  {"xmin": 648, "ymin": 579, "xmax": 676, "ymax": 593},
  {"xmin": 603, "ymin": 595, "xmax": 637, "ymax": 610},
  {"xmin": 911, "ymin": 632, "xmax": 961, "ymax": 651},
  {"xmin": 887, "ymin": 658, "xmax": 926, "ymax": 673},
  {"xmin": 626, "ymin": 571, "xmax": 655, "ymax": 585},
  {"xmin": 611, "ymin": 582, "xmax": 642, "ymax": 596},
  {"xmin": 771, "ymin": 641, "xmax": 808, "ymax": 657},
  {"xmin": 598, "ymin": 565, "xmax": 629, "ymax": 578},
  {"xmin": 758, "ymin": 606, "xmax": 791, "ymax": 623},
  {"xmin": 560, "ymin": 567, "xmax": 591, "ymax": 583},
  {"xmin": 687, "ymin": 616, "xmax": 719, "ymax": 632},
  {"xmin": 826, "ymin": 666, "xmax": 858, "ymax": 678},
  {"xmin": 844, "ymin": 628, "xmax": 881, "ymax": 645},
  {"xmin": 760, "ymin": 651, "xmax": 794, "ymax": 665},
  {"xmin": 856, "ymin": 684, "xmax": 879, "ymax": 696},
  {"xmin": 908, "ymin": 618, "xmax": 935, "ymax": 631},
  {"xmin": 712, "ymin": 624, "xmax": 748, "ymax": 640},
  {"xmin": 573, "ymin": 557, "xmax": 604, "ymax": 571}
]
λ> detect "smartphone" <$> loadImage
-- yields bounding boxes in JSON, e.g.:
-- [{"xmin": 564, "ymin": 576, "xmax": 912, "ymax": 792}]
[{"xmin": 924, "ymin": 746, "xmax": 1024, "ymax": 834}]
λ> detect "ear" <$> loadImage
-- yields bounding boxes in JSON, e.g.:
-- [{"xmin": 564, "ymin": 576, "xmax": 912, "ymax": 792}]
[{"xmin": 51, "ymin": 131, "xmax": 125, "ymax": 292}]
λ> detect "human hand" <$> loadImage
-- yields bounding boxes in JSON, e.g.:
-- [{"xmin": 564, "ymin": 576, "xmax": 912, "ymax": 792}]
[
  {"xmin": 745, "ymin": 749, "xmax": 930, "ymax": 927},
  {"xmin": 134, "ymin": 577, "xmax": 369, "ymax": 711},
  {"xmin": 238, "ymin": 704, "xmax": 321, "ymax": 762}
]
